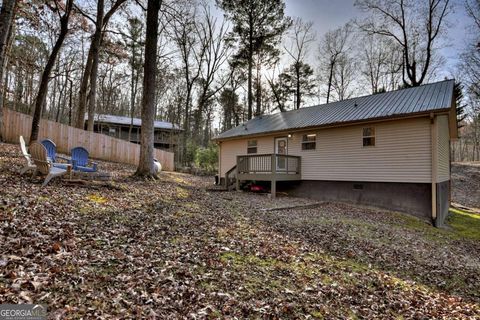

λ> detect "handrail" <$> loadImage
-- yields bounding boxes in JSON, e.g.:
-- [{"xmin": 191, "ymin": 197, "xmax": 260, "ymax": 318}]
[
  {"xmin": 225, "ymin": 165, "xmax": 237, "ymax": 188},
  {"xmin": 237, "ymin": 154, "xmax": 301, "ymax": 175}
]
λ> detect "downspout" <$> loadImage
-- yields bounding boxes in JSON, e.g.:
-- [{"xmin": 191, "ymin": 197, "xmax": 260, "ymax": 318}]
[{"xmin": 430, "ymin": 113, "xmax": 437, "ymax": 224}]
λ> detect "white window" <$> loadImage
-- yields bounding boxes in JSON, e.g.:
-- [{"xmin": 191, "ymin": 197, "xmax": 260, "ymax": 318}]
[
  {"xmin": 363, "ymin": 127, "xmax": 375, "ymax": 147},
  {"xmin": 247, "ymin": 140, "xmax": 257, "ymax": 154},
  {"xmin": 301, "ymin": 134, "xmax": 316, "ymax": 150}
]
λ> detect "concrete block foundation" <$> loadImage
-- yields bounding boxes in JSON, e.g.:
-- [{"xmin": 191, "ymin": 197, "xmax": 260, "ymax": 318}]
[
  {"xmin": 278, "ymin": 180, "xmax": 433, "ymax": 221},
  {"xmin": 218, "ymin": 177, "xmax": 451, "ymax": 227},
  {"xmin": 435, "ymin": 181, "xmax": 450, "ymax": 227}
]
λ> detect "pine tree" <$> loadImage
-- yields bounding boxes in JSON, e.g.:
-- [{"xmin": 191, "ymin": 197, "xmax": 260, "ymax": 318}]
[
  {"xmin": 217, "ymin": 0, "xmax": 291, "ymax": 119},
  {"xmin": 278, "ymin": 62, "xmax": 317, "ymax": 109}
]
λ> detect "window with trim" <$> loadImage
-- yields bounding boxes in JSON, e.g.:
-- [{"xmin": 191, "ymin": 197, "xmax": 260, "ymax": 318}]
[
  {"xmin": 362, "ymin": 127, "xmax": 375, "ymax": 147},
  {"xmin": 302, "ymin": 134, "xmax": 316, "ymax": 150},
  {"xmin": 247, "ymin": 140, "xmax": 257, "ymax": 154}
]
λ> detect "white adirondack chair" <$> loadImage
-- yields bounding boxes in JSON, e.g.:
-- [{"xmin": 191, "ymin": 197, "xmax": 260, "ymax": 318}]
[
  {"xmin": 29, "ymin": 142, "xmax": 71, "ymax": 187},
  {"xmin": 19, "ymin": 136, "xmax": 36, "ymax": 175}
]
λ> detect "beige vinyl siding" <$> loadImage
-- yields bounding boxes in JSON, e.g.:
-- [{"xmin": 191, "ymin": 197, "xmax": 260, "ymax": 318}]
[
  {"xmin": 220, "ymin": 136, "xmax": 274, "ymax": 177},
  {"xmin": 219, "ymin": 117, "xmax": 432, "ymax": 183},
  {"xmin": 436, "ymin": 115, "xmax": 450, "ymax": 182},
  {"xmin": 289, "ymin": 118, "xmax": 432, "ymax": 183}
]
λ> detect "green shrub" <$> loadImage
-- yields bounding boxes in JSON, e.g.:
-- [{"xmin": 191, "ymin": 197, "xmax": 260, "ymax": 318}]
[{"xmin": 194, "ymin": 143, "xmax": 218, "ymax": 172}]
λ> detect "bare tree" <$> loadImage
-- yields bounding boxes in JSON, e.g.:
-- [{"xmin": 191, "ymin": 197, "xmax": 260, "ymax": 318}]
[
  {"xmin": 169, "ymin": 2, "xmax": 205, "ymax": 163},
  {"xmin": 192, "ymin": 5, "xmax": 230, "ymax": 144},
  {"xmin": 284, "ymin": 17, "xmax": 316, "ymax": 109},
  {"xmin": 121, "ymin": 17, "xmax": 144, "ymax": 142},
  {"xmin": 30, "ymin": 0, "xmax": 74, "ymax": 142},
  {"xmin": 0, "ymin": 0, "xmax": 17, "ymax": 141},
  {"xmin": 356, "ymin": 0, "xmax": 451, "ymax": 87},
  {"xmin": 331, "ymin": 53, "xmax": 357, "ymax": 101},
  {"xmin": 359, "ymin": 33, "xmax": 402, "ymax": 93},
  {"xmin": 461, "ymin": 0, "xmax": 480, "ymax": 99},
  {"xmin": 136, "ymin": 0, "xmax": 162, "ymax": 177},
  {"xmin": 75, "ymin": 0, "xmax": 127, "ymax": 130},
  {"xmin": 465, "ymin": 0, "xmax": 480, "ymax": 30},
  {"xmin": 318, "ymin": 23, "xmax": 352, "ymax": 103}
]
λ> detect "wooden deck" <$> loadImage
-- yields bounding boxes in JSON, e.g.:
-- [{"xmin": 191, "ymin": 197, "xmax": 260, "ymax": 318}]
[{"xmin": 225, "ymin": 154, "xmax": 301, "ymax": 197}]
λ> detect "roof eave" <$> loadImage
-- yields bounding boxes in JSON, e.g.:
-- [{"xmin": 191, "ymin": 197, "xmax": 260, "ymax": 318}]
[{"xmin": 213, "ymin": 109, "xmax": 451, "ymax": 142}]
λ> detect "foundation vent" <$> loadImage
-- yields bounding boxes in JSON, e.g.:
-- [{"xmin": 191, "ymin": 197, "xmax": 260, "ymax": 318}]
[{"xmin": 353, "ymin": 183, "xmax": 364, "ymax": 190}]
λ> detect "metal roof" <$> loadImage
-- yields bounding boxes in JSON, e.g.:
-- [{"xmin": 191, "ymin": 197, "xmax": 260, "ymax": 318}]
[
  {"xmin": 86, "ymin": 114, "xmax": 182, "ymax": 130},
  {"xmin": 215, "ymin": 79, "xmax": 455, "ymax": 140}
]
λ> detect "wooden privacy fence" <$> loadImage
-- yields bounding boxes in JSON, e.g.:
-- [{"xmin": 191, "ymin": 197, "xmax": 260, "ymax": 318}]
[{"xmin": 1, "ymin": 108, "xmax": 174, "ymax": 171}]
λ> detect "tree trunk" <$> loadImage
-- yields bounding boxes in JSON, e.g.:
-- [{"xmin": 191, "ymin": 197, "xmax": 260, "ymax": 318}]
[
  {"xmin": 135, "ymin": 0, "xmax": 162, "ymax": 177},
  {"xmin": 0, "ymin": 0, "xmax": 16, "ymax": 141},
  {"xmin": 68, "ymin": 78, "xmax": 73, "ymax": 125},
  {"xmin": 295, "ymin": 62, "xmax": 301, "ymax": 109},
  {"xmin": 76, "ymin": 0, "xmax": 127, "ymax": 129},
  {"xmin": 13, "ymin": 66, "xmax": 23, "ymax": 112},
  {"xmin": 326, "ymin": 60, "xmax": 334, "ymax": 104},
  {"xmin": 247, "ymin": 14, "xmax": 253, "ymax": 120},
  {"xmin": 30, "ymin": 0, "xmax": 73, "ymax": 143},
  {"xmin": 56, "ymin": 66, "xmax": 69, "ymax": 122},
  {"xmin": 75, "ymin": 45, "xmax": 94, "ymax": 129},
  {"xmin": 86, "ymin": 0, "xmax": 105, "ymax": 131},
  {"xmin": 255, "ymin": 61, "xmax": 261, "ymax": 116},
  {"xmin": 128, "ymin": 39, "xmax": 137, "ymax": 142}
]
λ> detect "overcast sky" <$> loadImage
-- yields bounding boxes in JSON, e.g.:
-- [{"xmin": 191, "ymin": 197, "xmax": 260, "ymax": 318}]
[
  {"xmin": 281, "ymin": 0, "xmax": 471, "ymax": 78},
  {"xmin": 211, "ymin": 0, "xmax": 472, "ymax": 78}
]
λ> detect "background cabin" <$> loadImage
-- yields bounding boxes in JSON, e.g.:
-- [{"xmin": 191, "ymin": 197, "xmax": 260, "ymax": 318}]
[{"xmin": 86, "ymin": 114, "xmax": 182, "ymax": 151}]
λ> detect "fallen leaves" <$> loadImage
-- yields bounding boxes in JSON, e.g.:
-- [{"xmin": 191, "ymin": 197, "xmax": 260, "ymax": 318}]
[{"xmin": 0, "ymin": 142, "xmax": 479, "ymax": 318}]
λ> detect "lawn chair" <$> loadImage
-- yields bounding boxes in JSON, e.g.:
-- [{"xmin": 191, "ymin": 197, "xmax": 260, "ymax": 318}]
[
  {"xmin": 29, "ymin": 142, "xmax": 71, "ymax": 187},
  {"xmin": 70, "ymin": 147, "xmax": 97, "ymax": 172},
  {"xmin": 41, "ymin": 139, "xmax": 70, "ymax": 169},
  {"xmin": 19, "ymin": 135, "xmax": 36, "ymax": 175},
  {"xmin": 41, "ymin": 139, "xmax": 57, "ymax": 162}
]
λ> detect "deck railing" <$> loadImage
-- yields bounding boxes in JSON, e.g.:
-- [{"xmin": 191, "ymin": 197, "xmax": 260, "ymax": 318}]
[{"xmin": 237, "ymin": 154, "xmax": 301, "ymax": 175}]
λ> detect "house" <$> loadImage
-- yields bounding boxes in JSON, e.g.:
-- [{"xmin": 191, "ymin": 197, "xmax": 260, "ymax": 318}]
[
  {"xmin": 213, "ymin": 80, "xmax": 457, "ymax": 227},
  {"xmin": 86, "ymin": 114, "xmax": 182, "ymax": 151}
]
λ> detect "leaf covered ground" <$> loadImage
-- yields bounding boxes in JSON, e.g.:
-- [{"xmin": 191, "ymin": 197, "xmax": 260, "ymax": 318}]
[
  {"xmin": 1, "ymin": 142, "xmax": 479, "ymax": 319},
  {"xmin": 452, "ymin": 162, "xmax": 480, "ymax": 209}
]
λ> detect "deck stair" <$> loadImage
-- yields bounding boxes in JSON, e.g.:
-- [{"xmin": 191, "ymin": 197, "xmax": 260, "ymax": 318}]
[{"xmin": 225, "ymin": 165, "xmax": 237, "ymax": 191}]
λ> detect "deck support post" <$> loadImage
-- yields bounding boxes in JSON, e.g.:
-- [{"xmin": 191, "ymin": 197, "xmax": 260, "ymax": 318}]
[
  {"xmin": 271, "ymin": 154, "xmax": 276, "ymax": 199},
  {"xmin": 235, "ymin": 155, "xmax": 241, "ymax": 191},
  {"xmin": 271, "ymin": 178, "xmax": 276, "ymax": 198}
]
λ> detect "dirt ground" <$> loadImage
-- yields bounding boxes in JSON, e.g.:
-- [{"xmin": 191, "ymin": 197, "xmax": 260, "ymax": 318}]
[
  {"xmin": 1, "ymin": 142, "xmax": 479, "ymax": 318},
  {"xmin": 451, "ymin": 162, "xmax": 480, "ymax": 209}
]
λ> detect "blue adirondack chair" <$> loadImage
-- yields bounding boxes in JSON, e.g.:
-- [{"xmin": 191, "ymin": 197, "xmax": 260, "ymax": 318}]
[
  {"xmin": 41, "ymin": 139, "xmax": 70, "ymax": 169},
  {"xmin": 41, "ymin": 139, "xmax": 57, "ymax": 162},
  {"xmin": 70, "ymin": 147, "xmax": 97, "ymax": 172}
]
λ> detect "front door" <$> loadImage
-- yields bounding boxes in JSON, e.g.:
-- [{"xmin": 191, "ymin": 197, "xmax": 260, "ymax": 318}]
[{"xmin": 275, "ymin": 137, "xmax": 288, "ymax": 171}]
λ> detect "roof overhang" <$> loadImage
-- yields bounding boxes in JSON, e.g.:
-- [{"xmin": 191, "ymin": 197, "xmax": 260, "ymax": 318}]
[{"xmin": 213, "ymin": 110, "xmax": 452, "ymax": 143}]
